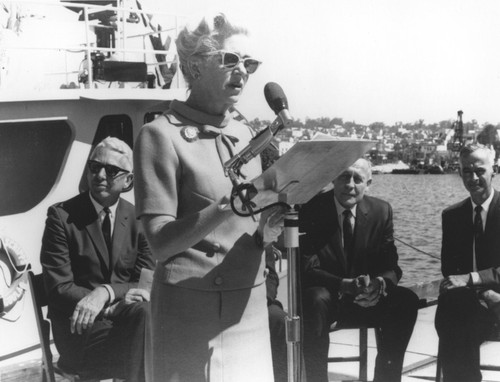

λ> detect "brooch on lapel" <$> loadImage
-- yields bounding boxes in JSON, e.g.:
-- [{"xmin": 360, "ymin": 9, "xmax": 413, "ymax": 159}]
[{"xmin": 180, "ymin": 126, "xmax": 199, "ymax": 142}]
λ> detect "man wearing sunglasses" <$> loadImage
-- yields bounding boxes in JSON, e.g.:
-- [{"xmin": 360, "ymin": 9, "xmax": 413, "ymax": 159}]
[
  {"xmin": 41, "ymin": 137, "xmax": 154, "ymax": 382},
  {"xmin": 436, "ymin": 143, "xmax": 500, "ymax": 382}
]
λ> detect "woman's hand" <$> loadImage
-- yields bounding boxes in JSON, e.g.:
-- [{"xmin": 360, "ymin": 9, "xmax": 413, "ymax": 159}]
[
  {"xmin": 124, "ymin": 288, "xmax": 151, "ymax": 304},
  {"xmin": 104, "ymin": 288, "xmax": 151, "ymax": 318},
  {"xmin": 258, "ymin": 206, "xmax": 287, "ymax": 245}
]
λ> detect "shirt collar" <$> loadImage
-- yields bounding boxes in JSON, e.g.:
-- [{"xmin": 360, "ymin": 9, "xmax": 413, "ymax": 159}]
[
  {"xmin": 471, "ymin": 191, "xmax": 494, "ymax": 214},
  {"xmin": 88, "ymin": 192, "xmax": 119, "ymax": 217},
  {"xmin": 333, "ymin": 194, "xmax": 357, "ymax": 219}
]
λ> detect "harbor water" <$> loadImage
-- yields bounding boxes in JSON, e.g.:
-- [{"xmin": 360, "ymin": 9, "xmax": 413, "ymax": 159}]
[{"xmin": 368, "ymin": 173, "xmax": 500, "ymax": 287}]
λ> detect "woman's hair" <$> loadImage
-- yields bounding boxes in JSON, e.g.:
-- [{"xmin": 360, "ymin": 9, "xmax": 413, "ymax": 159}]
[{"xmin": 175, "ymin": 13, "xmax": 248, "ymax": 87}]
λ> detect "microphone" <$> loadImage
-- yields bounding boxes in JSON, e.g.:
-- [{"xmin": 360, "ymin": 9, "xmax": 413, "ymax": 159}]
[
  {"xmin": 264, "ymin": 82, "xmax": 293, "ymax": 128},
  {"xmin": 224, "ymin": 82, "xmax": 292, "ymax": 171},
  {"xmin": 223, "ymin": 82, "xmax": 292, "ymax": 217}
]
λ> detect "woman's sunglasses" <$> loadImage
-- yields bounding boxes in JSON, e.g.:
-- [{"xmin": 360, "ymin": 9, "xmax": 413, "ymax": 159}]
[
  {"xmin": 87, "ymin": 160, "xmax": 129, "ymax": 179},
  {"xmin": 201, "ymin": 51, "xmax": 261, "ymax": 74}
]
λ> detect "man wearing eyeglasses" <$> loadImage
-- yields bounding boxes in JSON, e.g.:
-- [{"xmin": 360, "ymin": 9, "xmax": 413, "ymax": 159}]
[
  {"xmin": 41, "ymin": 137, "xmax": 154, "ymax": 382},
  {"xmin": 436, "ymin": 143, "xmax": 500, "ymax": 382}
]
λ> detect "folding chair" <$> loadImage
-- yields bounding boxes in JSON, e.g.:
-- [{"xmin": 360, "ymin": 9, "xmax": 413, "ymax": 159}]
[
  {"xmin": 328, "ymin": 323, "xmax": 381, "ymax": 382},
  {"xmin": 435, "ymin": 328, "xmax": 500, "ymax": 382},
  {"xmin": 327, "ymin": 298, "xmax": 429, "ymax": 382},
  {"xmin": 28, "ymin": 271, "xmax": 118, "ymax": 382}
]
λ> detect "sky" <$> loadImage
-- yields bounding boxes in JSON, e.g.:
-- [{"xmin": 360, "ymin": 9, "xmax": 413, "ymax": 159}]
[
  {"xmin": 144, "ymin": 0, "xmax": 500, "ymax": 126},
  {"xmin": 3, "ymin": 0, "xmax": 500, "ymax": 126}
]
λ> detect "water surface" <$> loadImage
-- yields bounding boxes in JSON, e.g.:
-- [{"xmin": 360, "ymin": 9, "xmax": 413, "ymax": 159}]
[{"xmin": 368, "ymin": 173, "xmax": 500, "ymax": 286}]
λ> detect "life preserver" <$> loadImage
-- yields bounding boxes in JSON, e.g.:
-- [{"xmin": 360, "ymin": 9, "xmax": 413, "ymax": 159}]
[{"xmin": 0, "ymin": 235, "xmax": 29, "ymax": 321}]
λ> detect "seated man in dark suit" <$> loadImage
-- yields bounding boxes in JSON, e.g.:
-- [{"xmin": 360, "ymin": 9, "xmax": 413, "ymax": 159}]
[
  {"xmin": 41, "ymin": 137, "xmax": 154, "ymax": 382},
  {"xmin": 299, "ymin": 158, "xmax": 419, "ymax": 382},
  {"xmin": 436, "ymin": 143, "xmax": 500, "ymax": 382}
]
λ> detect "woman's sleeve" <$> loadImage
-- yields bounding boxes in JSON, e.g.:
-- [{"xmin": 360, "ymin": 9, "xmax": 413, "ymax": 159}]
[{"xmin": 134, "ymin": 120, "xmax": 179, "ymax": 219}]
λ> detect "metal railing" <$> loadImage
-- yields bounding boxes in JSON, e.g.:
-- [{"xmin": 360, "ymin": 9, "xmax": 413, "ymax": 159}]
[{"xmin": 0, "ymin": 0, "xmax": 186, "ymax": 89}]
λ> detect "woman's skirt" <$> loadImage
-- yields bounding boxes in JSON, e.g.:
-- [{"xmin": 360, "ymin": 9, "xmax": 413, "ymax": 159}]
[{"xmin": 146, "ymin": 279, "xmax": 274, "ymax": 382}]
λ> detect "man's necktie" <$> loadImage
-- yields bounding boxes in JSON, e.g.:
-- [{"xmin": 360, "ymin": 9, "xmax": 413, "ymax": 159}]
[
  {"xmin": 474, "ymin": 205, "xmax": 483, "ymax": 266},
  {"xmin": 343, "ymin": 209, "xmax": 354, "ymax": 270},
  {"xmin": 102, "ymin": 207, "xmax": 112, "ymax": 257}
]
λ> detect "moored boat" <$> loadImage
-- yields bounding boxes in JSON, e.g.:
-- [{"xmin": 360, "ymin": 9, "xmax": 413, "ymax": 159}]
[
  {"xmin": 424, "ymin": 164, "xmax": 445, "ymax": 175},
  {"xmin": 391, "ymin": 168, "xmax": 422, "ymax": 175},
  {"xmin": 0, "ymin": 0, "xmax": 187, "ymax": 362}
]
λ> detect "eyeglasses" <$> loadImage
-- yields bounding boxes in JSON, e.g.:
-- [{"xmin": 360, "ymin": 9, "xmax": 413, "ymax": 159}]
[
  {"xmin": 201, "ymin": 51, "xmax": 261, "ymax": 74},
  {"xmin": 87, "ymin": 160, "xmax": 129, "ymax": 179}
]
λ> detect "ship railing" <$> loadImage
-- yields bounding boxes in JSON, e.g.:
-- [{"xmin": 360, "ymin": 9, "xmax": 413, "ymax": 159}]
[{"xmin": 1, "ymin": 0, "xmax": 187, "ymax": 89}]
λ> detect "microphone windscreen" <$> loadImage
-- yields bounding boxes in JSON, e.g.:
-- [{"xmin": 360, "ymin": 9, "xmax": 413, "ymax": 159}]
[{"xmin": 264, "ymin": 82, "xmax": 288, "ymax": 115}]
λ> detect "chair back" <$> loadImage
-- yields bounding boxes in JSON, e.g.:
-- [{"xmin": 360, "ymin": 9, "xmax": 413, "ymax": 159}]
[{"xmin": 28, "ymin": 271, "xmax": 56, "ymax": 382}]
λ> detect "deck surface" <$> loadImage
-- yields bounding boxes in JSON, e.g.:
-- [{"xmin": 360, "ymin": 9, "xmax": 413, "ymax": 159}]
[{"xmin": 2, "ymin": 266, "xmax": 500, "ymax": 381}]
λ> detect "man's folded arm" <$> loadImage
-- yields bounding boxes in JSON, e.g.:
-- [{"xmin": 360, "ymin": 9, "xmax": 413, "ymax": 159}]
[
  {"xmin": 475, "ymin": 267, "xmax": 500, "ymax": 287},
  {"xmin": 378, "ymin": 205, "xmax": 402, "ymax": 289},
  {"xmin": 41, "ymin": 206, "xmax": 93, "ymax": 314},
  {"xmin": 302, "ymin": 253, "xmax": 344, "ymax": 292}
]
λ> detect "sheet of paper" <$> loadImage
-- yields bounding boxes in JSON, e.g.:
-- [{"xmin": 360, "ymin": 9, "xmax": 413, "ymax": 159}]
[
  {"xmin": 138, "ymin": 268, "xmax": 154, "ymax": 293},
  {"xmin": 251, "ymin": 137, "xmax": 376, "ymax": 206}
]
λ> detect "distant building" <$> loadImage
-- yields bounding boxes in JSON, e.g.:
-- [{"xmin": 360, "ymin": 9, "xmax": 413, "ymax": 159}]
[
  {"xmin": 278, "ymin": 141, "xmax": 295, "ymax": 155},
  {"xmin": 420, "ymin": 143, "xmax": 437, "ymax": 155},
  {"xmin": 291, "ymin": 128, "xmax": 303, "ymax": 138}
]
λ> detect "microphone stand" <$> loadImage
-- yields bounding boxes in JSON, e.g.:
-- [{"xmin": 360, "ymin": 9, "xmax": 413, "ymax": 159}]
[
  {"xmin": 224, "ymin": 119, "xmax": 283, "ymax": 220},
  {"xmin": 224, "ymin": 118, "xmax": 303, "ymax": 382},
  {"xmin": 225, "ymin": 174, "xmax": 304, "ymax": 382},
  {"xmin": 284, "ymin": 206, "xmax": 303, "ymax": 382}
]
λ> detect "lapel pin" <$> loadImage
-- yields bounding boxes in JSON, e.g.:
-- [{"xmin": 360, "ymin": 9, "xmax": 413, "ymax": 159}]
[{"xmin": 181, "ymin": 126, "xmax": 199, "ymax": 142}]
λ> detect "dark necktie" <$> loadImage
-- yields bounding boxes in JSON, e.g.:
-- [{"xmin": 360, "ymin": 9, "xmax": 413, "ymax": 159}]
[
  {"xmin": 102, "ymin": 207, "xmax": 112, "ymax": 257},
  {"xmin": 343, "ymin": 209, "xmax": 354, "ymax": 270},
  {"xmin": 474, "ymin": 205, "xmax": 483, "ymax": 266}
]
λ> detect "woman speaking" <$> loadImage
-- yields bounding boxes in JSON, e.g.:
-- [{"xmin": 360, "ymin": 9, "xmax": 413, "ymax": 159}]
[{"xmin": 134, "ymin": 13, "xmax": 282, "ymax": 382}]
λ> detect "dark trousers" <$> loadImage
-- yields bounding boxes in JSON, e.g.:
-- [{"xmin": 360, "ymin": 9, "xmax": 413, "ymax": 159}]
[
  {"xmin": 269, "ymin": 301, "xmax": 288, "ymax": 382},
  {"xmin": 52, "ymin": 301, "xmax": 149, "ymax": 382},
  {"xmin": 302, "ymin": 286, "xmax": 419, "ymax": 382},
  {"xmin": 435, "ymin": 287, "xmax": 496, "ymax": 382}
]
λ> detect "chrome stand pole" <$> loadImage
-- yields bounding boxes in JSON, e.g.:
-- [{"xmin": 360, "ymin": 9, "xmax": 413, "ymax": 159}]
[{"xmin": 284, "ymin": 207, "xmax": 302, "ymax": 382}]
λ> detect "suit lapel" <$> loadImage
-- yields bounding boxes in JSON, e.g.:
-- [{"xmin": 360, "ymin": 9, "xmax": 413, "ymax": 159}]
[
  {"xmin": 352, "ymin": 200, "xmax": 369, "ymax": 275},
  {"xmin": 457, "ymin": 198, "xmax": 474, "ymax": 272},
  {"xmin": 482, "ymin": 190, "xmax": 500, "ymax": 268},
  {"xmin": 82, "ymin": 194, "xmax": 111, "ymax": 271},
  {"xmin": 485, "ymin": 190, "xmax": 500, "ymax": 235},
  {"xmin": 329, "ymin": 192, "xmax": 348, "ymax": 274},
  {"xmin": 111, "ymin": 199, "xmax": 129, "ymax": 271}
]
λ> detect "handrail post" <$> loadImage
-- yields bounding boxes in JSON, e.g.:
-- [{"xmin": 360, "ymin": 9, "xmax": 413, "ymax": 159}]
[
  {"xmin": 83, "ymin": 5, "xmax": 93, "ymax": 88},
  {"xmin": 284, "ymin": 207, "xmax": 302, "ymax": 382}
]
